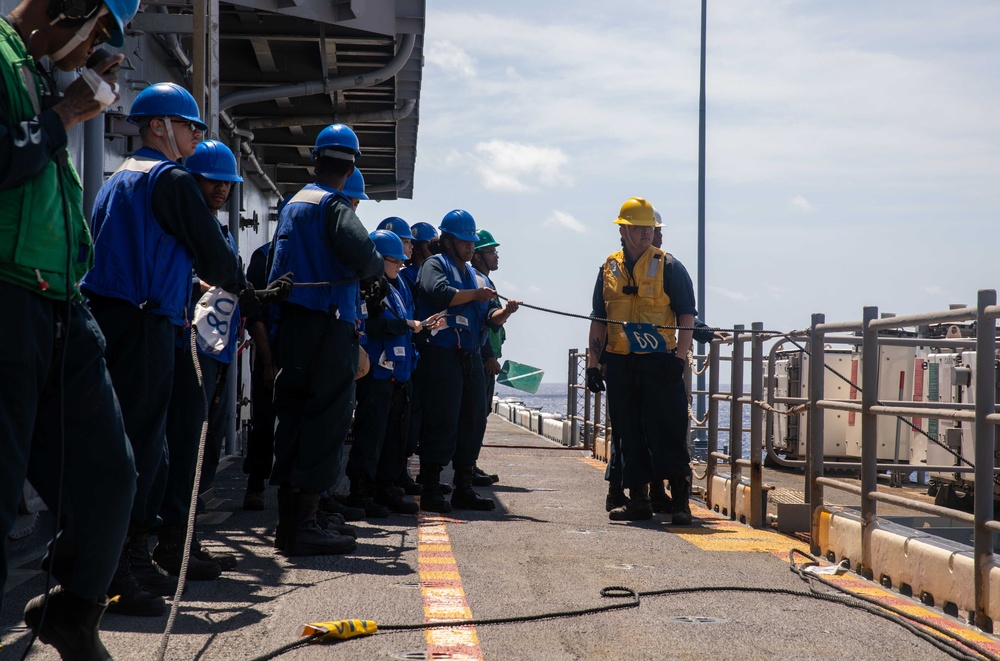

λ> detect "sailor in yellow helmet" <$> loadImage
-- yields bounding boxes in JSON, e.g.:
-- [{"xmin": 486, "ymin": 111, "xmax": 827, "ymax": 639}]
[{"xmin": 586, "ymin": 198, "xmax": 697, "ymax": 524}]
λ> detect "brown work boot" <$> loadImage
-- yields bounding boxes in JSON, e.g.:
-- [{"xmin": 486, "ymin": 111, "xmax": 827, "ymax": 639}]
[
  {"xmin": 671, "ymin": 477, "xmax": 694, "ymax": 526},
  {"xmin": 609, "ymin": 484, "xmax": 653, "ymax": 521}
]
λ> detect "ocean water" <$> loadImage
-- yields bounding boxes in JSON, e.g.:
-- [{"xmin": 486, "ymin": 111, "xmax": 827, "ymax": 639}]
[{"xmin": 494, "ymin": 381, "xmax": 753, "ymax": 458}]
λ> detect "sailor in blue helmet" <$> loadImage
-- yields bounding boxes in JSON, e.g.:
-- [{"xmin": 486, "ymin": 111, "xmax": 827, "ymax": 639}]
[
  {"xmin": 155, "ymin": 140, "xmax": 260, "ymax": 581},
  {"xmin": 0, "ymin": 0, "xmax": 139, "ymax": 653},
  {"xmin": 346, "ymin": 230, "xmax": 443, "ymax": 516},
  {"xmin": 342, "ymin": 167, "xmax": 368, "ymax": 211},
  {"xmin": 80, "ymin": 83, "xmax": 287, "ymax": 614},
  {"xmin": 412, "ymin": 210, "xmax": 520, "ymax": 512},
  {"xmin": 399, "ymin": 221, "xmax": 438, "ymax": 303},
  {"xmin": 267, "ymin": 123, "xmax": 382, "ymax": 555}
]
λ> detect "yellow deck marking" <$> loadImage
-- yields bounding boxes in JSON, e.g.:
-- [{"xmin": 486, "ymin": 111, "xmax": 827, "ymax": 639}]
[
  {"xmin": 575, "ymin": 445, "xmax": 1000, "ymax": 653},
  {"xmin": 417, "ymin": 512, "xmax": 483, "ymax": 661}
]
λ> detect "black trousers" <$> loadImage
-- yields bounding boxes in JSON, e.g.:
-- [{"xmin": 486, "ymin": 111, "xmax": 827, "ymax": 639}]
[
  {"xmin": 270, "ymin": 307, "xmax": 358, "ymax": 491},
  {"xmin": 604, "ymin": 352, "xmax": 691, "ymax": 489},
  {"xmin": 0, "ymin": 283, "xmax": 135, "ymax": 604},
  {"xmin": 243, "ymin": 346, "xmax": 275, "ymax": 488},
  {"xmin": 347, "ymin": 375, "xmax": 412, "ymax": 483},
  {"xmin": 91, "ymin": 297, "xmax": 176, "ymax": 530},
  {"xmin": 413, "ymin": 345, "xmax": 486, "ymax": 466}
]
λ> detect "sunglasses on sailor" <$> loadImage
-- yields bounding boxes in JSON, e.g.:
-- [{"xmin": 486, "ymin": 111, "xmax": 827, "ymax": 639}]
[{"xmin": 92, "ymin": 23, "xmax": 112, "ymax": 47}]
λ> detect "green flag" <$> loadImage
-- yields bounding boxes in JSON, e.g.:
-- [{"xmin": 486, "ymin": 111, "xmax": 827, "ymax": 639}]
[{"xmin": 496, "ymin": 360, "xmax": 544, "ymax": 394}]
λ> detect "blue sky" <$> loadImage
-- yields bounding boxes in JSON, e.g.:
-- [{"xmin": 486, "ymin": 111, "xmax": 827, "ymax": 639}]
[{"xmin": 364, "ymin": 1, "xmax": 999, "ymax": 382}]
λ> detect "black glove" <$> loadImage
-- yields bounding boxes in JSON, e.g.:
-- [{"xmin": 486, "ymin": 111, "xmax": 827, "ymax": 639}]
[
  {"xmin": 360, "ymin": 275, "xmax": 389, "ymax": 303},
  {"xmin": 256, "ymin": 272, "xmax": 294, "ymax": 305},
  {"xmin": 585, "ymin": 367, "xmax": 605, "ymax": 393},
  {"xmin": 237, "ymin": 283, "xmax": 262, "ymax": 318}
]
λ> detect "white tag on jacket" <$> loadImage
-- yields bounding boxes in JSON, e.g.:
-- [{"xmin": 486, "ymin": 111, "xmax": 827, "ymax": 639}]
[
  {"xmin": 393, "ymin": 345, "xmax": 407, "ymax": 357},
  {"xmin": 456, "ymin": 315, "xmax": 469, "ymax": 327},
  {"xmin": 378, "ymin": 351, "xmax": 394, "ymax": 371},
  {"xmin": 193, "ymin": 287, "xmax": 238, "ymax": 354}
]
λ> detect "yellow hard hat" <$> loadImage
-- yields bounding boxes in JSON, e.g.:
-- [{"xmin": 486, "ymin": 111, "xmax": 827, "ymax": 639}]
[{"xmin": 614, "ymin": 197, "xmax": 660, "ymax": 227}]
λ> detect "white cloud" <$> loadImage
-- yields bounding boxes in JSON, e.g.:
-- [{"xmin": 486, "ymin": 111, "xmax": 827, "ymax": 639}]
[
  {"xmin": 473, "ymin": 140, "xmax": 571, "ymax": 192},
  {"xmin": 710, "ymin": 285, "xmax": 753, "ymax": 302},
  {"xmin": 425, "ymin": 40, "xmax": 476, "ymax": 78},
  {"xmin": 545, "ymin": 210, "xmax": 587, "ymax": 233},
  {"xmin": 922, "ymin": 286, "xmax": 952, "ymax": 297},
  {"xmin": 788, "ymin": 195, "xmax": 815, "ymax": 214}
]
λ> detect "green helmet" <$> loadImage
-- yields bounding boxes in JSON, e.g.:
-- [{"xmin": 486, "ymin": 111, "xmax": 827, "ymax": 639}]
[{"xmin": 474, "ymin": 229, "xmax": 499, "ymax": 251}]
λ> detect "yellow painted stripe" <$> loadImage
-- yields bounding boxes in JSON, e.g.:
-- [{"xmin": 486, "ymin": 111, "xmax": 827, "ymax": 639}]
[{"xmin": 417, "ymin": 511, "xmax": 484, "ymax": 661}]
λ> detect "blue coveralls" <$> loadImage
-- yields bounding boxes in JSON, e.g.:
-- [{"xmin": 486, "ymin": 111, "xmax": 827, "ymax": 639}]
[
  {"xmin": 413, "ymin": 254, "xmax": 499, "ymax": 467},
  {"xmin": 347, "ymin": 277, "xmax": 419, "ymax": 485},
  {"xmin": 267, "ymin": 183, "xmax": 382, "ymax": 491}
]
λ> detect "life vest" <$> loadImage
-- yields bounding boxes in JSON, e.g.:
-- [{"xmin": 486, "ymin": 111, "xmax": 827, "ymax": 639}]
[
  {"xmin": 602, "ymin": 247, "xmax": 676, "ymax": 354},
  {"xmin": 366, "ymin": 280, "xmax": 417, "ymax": 382},
  {"xmin": 0, "ymin": 20, "xmax": 90, "ymax": 301},
  {"xmin": 268, "ymin": 183, "xmax": 359, "ymax": 323},
  {"xmin": 416, "ymin": 254, "xmax": 491, "ymax": 352},
  {"xmin": 81, "ymin": 148, "xmax": 191, "ymax": 326}
]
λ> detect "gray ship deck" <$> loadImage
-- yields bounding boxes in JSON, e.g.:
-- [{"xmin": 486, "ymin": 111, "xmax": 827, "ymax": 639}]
[{"xmin": 3, "ymin": 416, "xmax": 998, "ymax": 660}]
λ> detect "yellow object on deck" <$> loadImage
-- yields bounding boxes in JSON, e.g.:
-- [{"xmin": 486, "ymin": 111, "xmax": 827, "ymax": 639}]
[{"xmin": 301, "ymin": 619, "xmax": 378, "ymax": 640}]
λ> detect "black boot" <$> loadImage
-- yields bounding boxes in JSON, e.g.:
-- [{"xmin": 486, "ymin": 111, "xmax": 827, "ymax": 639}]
[
  {"xmin": 397, "ymin": 468, "xmax": 422, "ymax": 496},
  {"xmin": 451, "ymin": 465, "xmax": 496, "ymax": 511},
  {"xmin": 243, "ymin": 481, "xmax": 265, "ymax": 511},
  {"xmin": 419, "ymin": 462, "xmax": 452, "ymax": 513},
  {"xmin": 472, "ymin": 465, "xmax": 500, "ymax": 487},
  {"xmin": 283, "ymin": 490, "xmax": 357, "ymax": 556},
  {"xmin": 417, "ymin": 471, "xmax": 453, "ymax": 495},
  {"xmin": 609, "ymin": 483, "xmax": 653, "ymax": 521},
  {"xmin": 24, "ymin": 586, "xmax": 112, "ymax": 660},
  {"xmin": 474, "ymin": 464, "xmax": 500, "ymax": 484},
  {"xmin": 152, "ymin": 526, "xmax": 221, "ymax": 580},
  {"xmin": 375, "ymin": 480, "xmax": 419, "ymax": 514},
  {"xmin": 346, "ymin": 473, "xmax": 390, "ymax": 518},
  {"xmin": 315, "ymin": 509, "xmax": 359, "ymax": 538},
  {"xmin": 605, "ymin": 483, "xmax": 628, "ymax": 512},
  {"xmin": 318, "ymin": 492, "xmax": 366, "ymax": 521},
  {"xmin": 106, "ymin": 542, "xmax": 167, "ymax": 616},
  {"xmin": 671, "ymin": 476, "xmax": 693, "ymax": 526},
  {"xmin": 650, "ymin": 480, "xmax": 673, "ymax": 513},
  {"xmin": 126, "ymin": 531, "xmax": 178, "ymax": 597},
  {"xmin": 191, "ymin": 533, "xmax": 237, "ymax": 571}
]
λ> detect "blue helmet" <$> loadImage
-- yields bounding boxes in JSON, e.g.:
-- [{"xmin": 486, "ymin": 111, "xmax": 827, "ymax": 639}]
[
  {"xmin": 127, "ymin": 83, "xmax": 207, "ymax": 130},
  {"xmin": 410, "ymin": 222, "xmax": 438, "ymax": 242},
  {"xmin": 313, "ymin": 124, "xmax": 361, "ymax": 160},
  {"xmin": 343, "ymin": 169, "xmax": 368, "ymax": 200},
  {"xmin": 186, "ymin": 140, "xmax": 243, "ymax": 183},
  {"xmin": 377, "ymin": 217, "xmax": 411, "ymax": 240},
  {"xmin": 104, "ymin": 0, "xmax": 140, "ymax": 48},
  {"xmin": 370, "ymin": 230, "xmax": 407, "ymax": 261},
  {"xmin": 439, "ymin": 210, "xmax": 478, "ymax": 242}
]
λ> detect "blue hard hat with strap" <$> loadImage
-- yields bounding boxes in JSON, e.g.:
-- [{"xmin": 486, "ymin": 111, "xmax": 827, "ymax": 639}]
[
  {"xmin": 410, "ymin": 222, "xmax": 438, "ymax": 242},
  {"xmin": 343, "ymin": 168, "xmax": 368, "ymax": 200},
  {"xmin": 439, "ymin": 209, "xmax": 478, "ymax": 242},
  {"xmin": 370, "ymin": 230, "xmax": 407, "ymax": 261},
  {"xmin": 313, "ymin": 124, "xmax": 361, "ymax": 160},
  {"xmin": 103, "ymin": 0, "xmax": 139, "ymax": 47},
  {"xmin": 186, "ymin": 140, "xmax": 243, "ymax": 182},
  {"xmin": 127, "ymin": 83, "xmax": 207, "ymax": 130},
  {"xmin": 377, "ymin": 217, "xmax": 411, "ymax": 239}
]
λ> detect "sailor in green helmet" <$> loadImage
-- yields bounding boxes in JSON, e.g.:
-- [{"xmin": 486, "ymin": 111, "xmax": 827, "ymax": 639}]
[
  {"xmin": 0, "ymin": 0, "xmax": 139, "ymax": 656},
  {"xmin": 470, "ymin": 228, "xmax": 517, "ymax": 486}
]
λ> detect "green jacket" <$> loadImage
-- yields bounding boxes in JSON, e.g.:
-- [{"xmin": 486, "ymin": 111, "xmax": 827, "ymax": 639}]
[{"xmin": 0, "ymin": 19, "xmax": 91, "ymax": 301}]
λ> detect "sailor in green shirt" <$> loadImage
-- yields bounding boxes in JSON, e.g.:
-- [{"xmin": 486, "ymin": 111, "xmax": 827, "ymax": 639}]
[{"xmin": 0, "ymin": 0, "xmax": 138, "ymax": 657}]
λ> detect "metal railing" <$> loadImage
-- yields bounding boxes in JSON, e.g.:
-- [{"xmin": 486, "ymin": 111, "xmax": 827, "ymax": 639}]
[{"xmin": 569, "ymin": 289, "xmax": 1000, "ymax": 629}]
